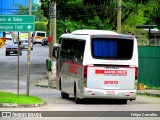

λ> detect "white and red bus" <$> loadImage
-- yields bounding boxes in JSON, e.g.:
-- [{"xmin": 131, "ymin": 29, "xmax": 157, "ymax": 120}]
[
  {"xmin": 32, "ymin": 31, "xmax": 46, "ymax": 44},
  {"xmin": 53, "ymin": 30, "xmax": 138, "ymax": 104}
]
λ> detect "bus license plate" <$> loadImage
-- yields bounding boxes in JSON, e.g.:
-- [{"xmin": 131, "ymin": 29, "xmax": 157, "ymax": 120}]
[{"xmin": 106, "ymin": 91, "xmax": 115, "ymax": 95}]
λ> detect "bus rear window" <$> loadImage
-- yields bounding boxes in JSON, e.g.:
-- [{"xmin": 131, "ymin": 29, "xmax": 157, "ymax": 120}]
[{"xmin": 91, "ymin": 38, "xmax": 133, "ymax": 60}]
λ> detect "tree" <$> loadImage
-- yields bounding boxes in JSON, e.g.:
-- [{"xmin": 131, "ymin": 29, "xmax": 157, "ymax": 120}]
[
  {"xmin": 14, "ymin": 4, "xmax": 28, "ymax": 15},
  {"xmin": 134, "ymin": 0, "xmax": 150, "ymax": 5},
  {"xmin": 40, "ymin": 0, "xmax": 75, "ymax": 19},
  {"xmin": 15, "ymin": 4, "xmax": 47, "ymax": 22},
  {"xmin": 40, "ymin": 0, "xmax": 160, "ymax": 34},
  {"xmin": 83, "ymin": 0, "xmax": 114, "ymax": 21},
  {"xmin": 144, "ymin": 0, "xmax": 160, "ymax": 26}
]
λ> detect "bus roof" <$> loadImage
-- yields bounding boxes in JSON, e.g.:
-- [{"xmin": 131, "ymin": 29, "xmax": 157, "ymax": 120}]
[
  {"xmin": 33, "ymin": 31, "xmax": 46, "ymax": 33},
  {"xmin": 71, "ymin": 30, "xmax": 118, "ymax": 35},
  {"xmin": 60, "ymin": 30, "xmax": 134, "ymax": 40}
]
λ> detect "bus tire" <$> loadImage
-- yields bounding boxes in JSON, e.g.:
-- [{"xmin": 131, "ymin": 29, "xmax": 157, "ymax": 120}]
[
  {"xmin": 61, "ymin": 91, "xmax": 69, "ymax": 99},
  {"xmin": 74, "ymin": 84, "xmax": 81, "ymax": 104},
  {"xmin": 59, "ymin": 79, "xmax": 61, "ymax": 90}
]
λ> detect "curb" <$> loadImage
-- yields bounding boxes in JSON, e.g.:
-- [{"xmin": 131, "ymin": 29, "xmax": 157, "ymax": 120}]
[
  {"xmin": 0, "ymin": 101, "xmax": 46, "ymax": 108},
  {"xmin": 137, "ymin": 91, "xmax": 160, "ymax": 97}
]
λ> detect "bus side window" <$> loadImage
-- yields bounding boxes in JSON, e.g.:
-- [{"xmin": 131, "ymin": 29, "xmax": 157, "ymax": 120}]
[
  {"xmin": 78, "ymin": 41, "xmax": 85, "ymax": 62},
  {"xmin": 60, "ymin": 39, "xmax": 85, "ymax": 63},
  {"xmin": 60, "ymin": 39, "xmax": 67, "ymax": 58},
  {"xmin": 73, "ymin": 40, "xmax": 85, "ymax": 62}
]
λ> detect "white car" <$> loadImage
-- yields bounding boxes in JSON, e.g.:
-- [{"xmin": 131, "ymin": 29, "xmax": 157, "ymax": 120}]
[
  {"xmin": 21, "ymin": 40, "xmax": 33, "ymax": 50},
  {"xmin": 6, "ymin": 33, "xmax": 13, "ymax": 40}
]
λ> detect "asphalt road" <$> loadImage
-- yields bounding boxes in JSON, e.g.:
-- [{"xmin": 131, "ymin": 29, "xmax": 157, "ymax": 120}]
[
  {"xmin": 0, "ymin": 41, "xmax": 160, "ymax": 120},
  {"xmin": 0, "ymin": 41, "xmax": 49, "ymax": 89}
]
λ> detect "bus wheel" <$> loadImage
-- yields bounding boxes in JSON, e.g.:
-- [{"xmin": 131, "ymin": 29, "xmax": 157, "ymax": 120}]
[
  {"xmin": 59, "ymin": 79, "xmax": 61, "ymax": 90},
  {"xmin": 74, "ymin": 84, "xmax": 81, "ymax": 104},
  {"xmin": 61, "ymin": 92, "xmax": 69, "ymax": 99}
]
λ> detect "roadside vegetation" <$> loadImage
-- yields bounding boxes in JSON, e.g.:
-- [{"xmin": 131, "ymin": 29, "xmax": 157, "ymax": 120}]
[
  {"xmin": 146, "ymin": 87, "xmax": 160, "ymax": 90},
  {"xmin": 14, "ymin": 0, "xmax": 160, "ymax": 44},
  {"xmin": 137, "ymin": 92, "xmax": 160, "ymax": 98},
  {"xmin": 137, "ymin": 83, "xmax": 160, "ymax": 90},
  {"xmin": 0, "ymin": 91, "xmax": 44, "ymax": 104}
]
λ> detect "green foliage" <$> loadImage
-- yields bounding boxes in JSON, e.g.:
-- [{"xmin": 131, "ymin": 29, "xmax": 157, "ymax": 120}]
[
  {"xmin": 15, "ymin": 4, "xmax": 48, "ymax": 22},
  {"xmin": 39, "ymin": 0, "xmax": 160, "ymax": 43},
  {"xmin": 83, "ymin": 0, "xmax": 112, "ymax": 6},
  {"xmin": 14, "ymin": 4, "xmax": 28, "ymax": 15},
  {"xmin": 40, "ymin": 0, "xmax": 76, "ymax": 19},
  {"xmin": 35, "ymin": 22, "xmax": 49, "ymax": 35},
  {"xmin": 34, "ymin": 5, "xmax": 48, "ymax": 22},
  {"xmin": 56, "ymin": 16, "xmax": 113, "ymax": 40},
  {"xmin": 57, "ymin": 19, "xmax": 82, "ymax": 39},
  {"xmin": 144, "ymin": 0, "xmax": 160, "ymax": 26},
  {"xmin": 122, "ymin": 8, "xmax": 148, "ymax": 33},
  {"xmin": 57, "ymin": 1, "xmax": 88, "ymax": 21},
  {"xmin": 40, "ymin": 0, "xmax": 49, "ymax": 19}
]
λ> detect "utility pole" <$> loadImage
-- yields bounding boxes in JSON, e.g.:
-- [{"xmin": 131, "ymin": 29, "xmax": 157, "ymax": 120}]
[
  {"xmin": 17, "ymin": 31, "xmax": 20, "ymax": 96},
  {"xmin": 48, "ymin": 0, "xmax": 57, "ymax": 87},
  {"xmin": 51, "ymin": 1, "xmax": 56, "ymax": 61},
  {"xmin": 117, "ymin": 0, "xmax": 121, "ymax": 34},
  {"xmin": 27, "ymin": 0, "xmax": 32, "ymax": 96}
]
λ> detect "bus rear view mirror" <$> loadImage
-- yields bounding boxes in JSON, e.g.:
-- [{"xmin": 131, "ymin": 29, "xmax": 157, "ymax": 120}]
[
  {"xmin": 53, "ymin": 47, "xmax": 58, "ymax": 58},
  {"xmin": 53, "ymin": 43, "xmax": 61, "ymax": 59}
]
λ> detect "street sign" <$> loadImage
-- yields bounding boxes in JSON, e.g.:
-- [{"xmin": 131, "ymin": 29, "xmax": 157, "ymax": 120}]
[
  {"xmin": 0, "ymin": 24, "xmax": 34, "ymax": 31},
  {"xmin": 0, "ymin": 15, "xmax": 35, "ymax": 32},
  {"xmin": 0, "ymin": 38, "xmax": 5, "ymax": 48}
]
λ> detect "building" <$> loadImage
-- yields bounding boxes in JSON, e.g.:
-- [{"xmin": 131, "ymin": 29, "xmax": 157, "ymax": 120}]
[{"xmin": 0, "ymin": 0, "xmax": 40, "ymax": 15}]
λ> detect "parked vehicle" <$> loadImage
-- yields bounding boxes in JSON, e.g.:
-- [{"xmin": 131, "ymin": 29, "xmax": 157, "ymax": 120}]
[
  {"xmin": 32, "ymin": 31, "xmax": 46, "ymax": 44},
  {"xmin": 6, "ymin": 43, "xmax": 22, "ymax": 56},
  {"xmin": 53, "ymin": 30, "xmax": 138, "ymax": 104},
  {"xmin": 41, "ymin": 37, "xmax": 48, "ymax": 46},
  {"xmin": 5, "ymin": 32, "xmax": 13, "ymax": 40},
  {"xmin": 21, "ymin": 39, "xmax": 33, "ymax": 50}
]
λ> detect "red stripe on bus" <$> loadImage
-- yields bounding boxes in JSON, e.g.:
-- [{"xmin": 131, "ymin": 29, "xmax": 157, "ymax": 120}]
[
  {"xmin": 95, "ymin": 70, "xmax": 127, "ymax": 75},
  {"xmin": 57, "ymin": 61, "xmax": 83, "ymax": 79}
]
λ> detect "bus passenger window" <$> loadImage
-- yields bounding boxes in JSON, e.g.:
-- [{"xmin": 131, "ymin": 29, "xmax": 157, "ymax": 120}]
[{"xmin": 60, "ymin": 39, "xmax": 85, "ymax": 63}]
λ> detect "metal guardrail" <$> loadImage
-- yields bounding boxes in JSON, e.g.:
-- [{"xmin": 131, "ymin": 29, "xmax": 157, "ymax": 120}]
[{"xmin": 137, "ymin": 39, "xmax": 160, "ymax": 46}]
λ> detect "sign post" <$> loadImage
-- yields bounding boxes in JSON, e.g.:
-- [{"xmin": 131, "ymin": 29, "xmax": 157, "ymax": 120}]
[{"xmin": 0, "ymin": 15, "xmax": 35, "ymax": 95}]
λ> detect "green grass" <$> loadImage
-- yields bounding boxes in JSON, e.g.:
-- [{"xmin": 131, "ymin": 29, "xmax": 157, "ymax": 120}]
[
  {"xmin": 0, "ymin": 91, "xmax": 44, "ymax": 104},
  {"xmin": 146, "ymin": 86, "xmax": 160, "ymax": 90}
]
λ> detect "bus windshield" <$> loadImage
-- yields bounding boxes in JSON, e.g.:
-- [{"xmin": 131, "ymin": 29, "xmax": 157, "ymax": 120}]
[
  {"xmin": 91, "ymin": 38, "xmax": 134, "ymax": 60},
  {"xmin": 37, "ymin": 32, "xmax": 45, "ymax": 37}
]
